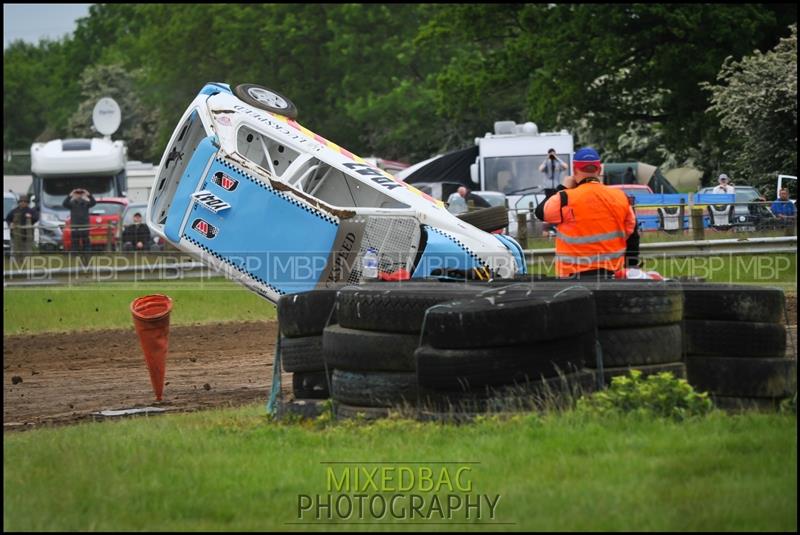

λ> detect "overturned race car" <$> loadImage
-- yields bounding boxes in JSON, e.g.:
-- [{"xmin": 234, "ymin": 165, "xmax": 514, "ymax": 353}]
[{"xmin": 146, "ymin": 83, "xmax": 526, "ymax": 303}]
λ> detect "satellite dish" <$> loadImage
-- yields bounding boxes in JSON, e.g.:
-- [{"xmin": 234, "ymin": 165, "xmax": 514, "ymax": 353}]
[{"xmin": 92, "ymin": 97, "xmax": 121, "ymax": 137}]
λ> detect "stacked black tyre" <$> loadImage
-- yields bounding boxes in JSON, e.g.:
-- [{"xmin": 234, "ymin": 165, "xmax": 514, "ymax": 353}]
[
  {"xmin": 325, "ymin": 283, "xmax": 490, "ymax": 420},
  {"xmin": 580, "ymin": 280, "xmax": 686, "ymax": 384},
  {"xmin": 682, "ymin": 284, "xmax": 796, "ymax": 410},
  {"xmin": 414, "ymin": 285, "xmax": 598, "ymax": 418},
  {"xmin": 513, "ymin": 280, "xmax": 685, "ymax": 385},
  {"xmin": 275, "ymin": 288, "xmax": 340, "ymax": 416}
]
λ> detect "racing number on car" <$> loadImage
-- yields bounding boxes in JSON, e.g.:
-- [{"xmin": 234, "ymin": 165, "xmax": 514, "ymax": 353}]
[
  {"xmin": 342, "ymin": 163, "xmax": 401, "ymax": 190},
  {"xmin": 191, "ymin": 190, "xmax": 232, "ymax": 213}
]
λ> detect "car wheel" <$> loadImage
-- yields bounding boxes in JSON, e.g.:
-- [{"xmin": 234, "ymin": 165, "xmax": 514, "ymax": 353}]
[{"xmin": 234, "ymin": 84, "xmax": 298, "ymax": 119}]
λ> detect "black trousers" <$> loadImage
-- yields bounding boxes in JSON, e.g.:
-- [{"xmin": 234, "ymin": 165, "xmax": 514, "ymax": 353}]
[{"xmin": 72, "ymin": 229, "xmax": 91, "ymax": 252}]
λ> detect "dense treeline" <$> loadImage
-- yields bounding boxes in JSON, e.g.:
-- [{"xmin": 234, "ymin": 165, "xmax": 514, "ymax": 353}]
[{"xmin": 3, "ymin": 4, "xmax": 796, "ymax": 189}]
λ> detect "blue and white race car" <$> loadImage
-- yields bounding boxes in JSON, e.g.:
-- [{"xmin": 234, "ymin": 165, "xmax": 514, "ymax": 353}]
[{"xmin": 146, "ymin": 82, "xmax": 526, "ymax": 303}]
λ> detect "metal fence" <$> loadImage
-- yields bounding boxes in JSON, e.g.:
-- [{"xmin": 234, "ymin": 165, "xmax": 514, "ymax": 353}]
[
  {"xmin": 5, "ymin": 222, "xmax": 163, "ymax": 254},
  {"xmin": 508, "ymin": 198, "xmax": 797, "ymax": 246}
]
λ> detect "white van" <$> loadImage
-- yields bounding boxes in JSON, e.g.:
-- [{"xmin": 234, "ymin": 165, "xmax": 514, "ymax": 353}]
[
  {"xmin": 31, "ymin": 138, "xmax": 127, "ymax": 250},
  {"xmin": 470, "ymin": 121, "xmax": 573, "ymax": 233}
]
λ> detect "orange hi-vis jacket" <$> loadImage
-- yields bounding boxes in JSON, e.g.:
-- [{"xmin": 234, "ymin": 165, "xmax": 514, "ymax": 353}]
[{"xmin": 542, "ymin": 180, "xmax": 636, "ymax": 277}]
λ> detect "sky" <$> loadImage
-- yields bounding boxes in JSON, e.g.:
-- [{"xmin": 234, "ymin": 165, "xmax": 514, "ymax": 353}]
[{"xmin": 3, "ymin": 3, "xmax": 92, "ymax": 49}]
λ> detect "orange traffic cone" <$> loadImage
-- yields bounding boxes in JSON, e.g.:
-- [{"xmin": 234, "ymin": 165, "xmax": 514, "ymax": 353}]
[{"xmin": 131, "ymin": 294, "xmax": 173, "ymax": 401}]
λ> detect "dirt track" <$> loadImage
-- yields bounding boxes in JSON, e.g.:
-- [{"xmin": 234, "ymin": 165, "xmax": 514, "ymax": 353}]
[
  {"xmin": 4, "ymin": 320, "xmax": 289, "ymax": 430},
  {"xmin": 4, "ymin": 294, "xmax": 796, "ymax": 431}
]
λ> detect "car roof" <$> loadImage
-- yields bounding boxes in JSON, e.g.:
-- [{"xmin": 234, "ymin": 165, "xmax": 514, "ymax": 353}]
[{"xmin": 608, "ymin": 184, "xmax": 651, "ymax": 189}]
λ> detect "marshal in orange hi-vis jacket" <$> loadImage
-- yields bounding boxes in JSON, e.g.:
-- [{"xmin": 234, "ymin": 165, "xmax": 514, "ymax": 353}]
[{"xmin": 542, "ymin": 147, "xmax": 636, "ymax": 278}]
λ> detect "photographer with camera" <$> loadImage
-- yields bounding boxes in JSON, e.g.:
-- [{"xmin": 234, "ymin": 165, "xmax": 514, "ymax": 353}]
[
  {"xmin": 539, "ymin": 148, "xmax": 569, "ymax": 191},
  {"xmin": 62, "ymin": 188, "xmax": 97, "ymax": 252}
]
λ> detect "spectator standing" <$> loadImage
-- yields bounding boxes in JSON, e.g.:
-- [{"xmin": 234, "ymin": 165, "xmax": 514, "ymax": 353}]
[
  {"xmin": 712, "ymin": 174, "xmax": 735, "ymax": 194},
  {"xmin": 770, "ymin": 188, "xmax": 796, "ymax": 222},
  {"xmin": 122, "ymin": 212, "xmax": 152, "ymax": 251},
  {"xmin": 5, "ymin": 195, "xmax": 39, "ymax": 256},
  {"xmin": 63, "ymin": 188, "xmax": 96, "ymax": 252},
  {"xmin": 538, "ymin": 148, "xmax": 568, "ymax": 191},
  {"xmin": 534, "ymin": 147, "xmax": 636, "ymax": 279}
]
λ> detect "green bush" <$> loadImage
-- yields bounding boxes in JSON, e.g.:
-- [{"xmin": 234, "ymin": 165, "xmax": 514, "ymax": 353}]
[{"xmin": 577, "ymin": 370, "xmax": 713, "ymax": 421}]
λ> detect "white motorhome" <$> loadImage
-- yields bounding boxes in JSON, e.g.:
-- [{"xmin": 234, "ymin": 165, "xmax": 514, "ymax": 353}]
[
  {"xmin": 30, "ymin": 138, "xmax": 127, "ymax": 249},
  {"xmin": 469, "ymin": 121, "xmax": 573, "ymax": 232},
  {"xmin": 126, "ymin": 160, "xmax": 157, "ymax": 203}
]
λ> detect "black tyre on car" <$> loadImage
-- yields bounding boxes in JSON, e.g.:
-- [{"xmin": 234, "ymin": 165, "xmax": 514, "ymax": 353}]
[{"xmin": 234, "ymin": 83, "xmax": 298, "ymax": 119}]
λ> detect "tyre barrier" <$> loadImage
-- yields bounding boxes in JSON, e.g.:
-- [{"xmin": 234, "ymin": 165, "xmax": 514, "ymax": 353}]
[
  {"xmin": 686, "ymin": 357, "xmax": 796, "ymax": 399},
  {"xmin": 329, "ymin": 283, "xmax": 598, "ymax": 415},
  {"xmin": 280, "ymin": 335, "xmax": 324, "ymax": 372},
  {"xmin": 418, "ymin": 370, "xmax": 596, "ymax": 414},
  {"xmin": 274, "ymin": 280, "xmax": 792, "ymax": 419},
  {"xmin": 277, "ymin": 288, "xmax": 341, "ymax": 408},
  {"xmin": 277, "ymin": 287, "xmax": 340, "ymax": 338},
  {"xmin": 331, "ymin": 370, "xmax": 417, "ymax": 407},
  {"xmin": 681, "ymin": 284, "xmax": 794, "ymax": 409},
  {"xmin": 682, "ymin": 283, "xmax": 785, "ymax": 323},
  {"xmin": 531, "ymin": 280, "xmax": 687, "ymax": 382}
]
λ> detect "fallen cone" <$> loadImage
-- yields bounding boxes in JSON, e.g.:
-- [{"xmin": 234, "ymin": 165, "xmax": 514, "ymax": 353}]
[{"xmin": 131, "ymin": 294, "xmax": 173, "ymax": 401}]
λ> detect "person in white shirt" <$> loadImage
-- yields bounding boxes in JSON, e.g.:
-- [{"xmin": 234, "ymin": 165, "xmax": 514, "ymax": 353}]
[{"xmin": 712, "ymin": 173, "xmax": 735, "ymax": 194}]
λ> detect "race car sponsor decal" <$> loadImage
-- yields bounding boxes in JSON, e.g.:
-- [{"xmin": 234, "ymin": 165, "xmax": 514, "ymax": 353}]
[
  {"xmin": 191, "ymin": 218, "xmax": 218, "ymax": 239},
  {"xmin": 191, "ymin": 190, "xmax": 231, "ymax": 213},
  {"xmin": 212, "ymin": 171, "xmax": 239, "ymax": 191}
]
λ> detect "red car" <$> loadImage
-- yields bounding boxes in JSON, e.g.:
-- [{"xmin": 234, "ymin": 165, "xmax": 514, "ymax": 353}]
[{"xmin": 62, "ymin": 197, "xmax": 129, "ymax": 251}]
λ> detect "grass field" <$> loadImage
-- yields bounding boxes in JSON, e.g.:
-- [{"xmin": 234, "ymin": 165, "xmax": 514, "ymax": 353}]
[
  {"xmin": 4, "ymin": 252, "xmax": 796, "ymax": 334},
  {"xmin": 3, "ymin": 406, "xmax": 796, "ymax": 531},
  {"xmin": 3, "ymin": 278, "xmax": 276, "ymax": 335}
]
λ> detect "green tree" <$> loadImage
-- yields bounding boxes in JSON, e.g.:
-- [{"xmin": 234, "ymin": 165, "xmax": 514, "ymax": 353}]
[
  {"xmin": 701, "ymin": 24, "xmax": 797, "ymax": 193},
  {"xmin": 415, "ymin": 4, "xmax": 796, "ymax": 168},
  {"xmin": 67, "ymin": 63, "xmax": 161, "ymax": 161},
  {"xmin": 3, "ymin": 39, "xmax": 81, "ymax": 147}
]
